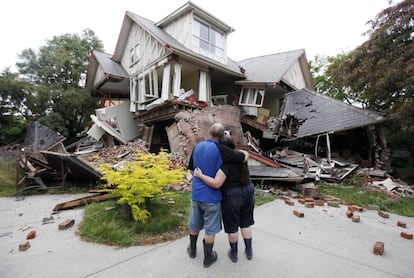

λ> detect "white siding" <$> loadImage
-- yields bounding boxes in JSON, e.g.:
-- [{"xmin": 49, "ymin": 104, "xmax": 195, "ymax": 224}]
[
  {"xmin": 282, "ymin": 59, "xmax": 306, "ymax": 90},
  {"xmin": 121, "ymin": 23, "xmax": 166, "ymax": 76},
  {"xmin": 162, "ymin": 11, "xmax": 193, "ymax": 49}
]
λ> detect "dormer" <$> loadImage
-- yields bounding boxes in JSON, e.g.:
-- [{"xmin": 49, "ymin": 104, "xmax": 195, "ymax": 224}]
[{"xmin": 157, "ymin": 1, "xmax": 234, "ymax": 65}]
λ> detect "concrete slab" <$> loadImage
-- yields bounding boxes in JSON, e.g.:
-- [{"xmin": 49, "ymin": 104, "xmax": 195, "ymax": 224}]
[{"xmin": 1, "ymin": 194, "xmax": 413, "ymax": 278}]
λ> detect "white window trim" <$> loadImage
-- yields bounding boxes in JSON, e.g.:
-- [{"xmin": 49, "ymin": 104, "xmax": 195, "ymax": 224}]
[
  {"xmin": 239, "ymin": 87, "xmax": 265, "ymax": 107},
  {"xmin": 193, "ymin": 18, "xmax": 225, "ymax": 57}
]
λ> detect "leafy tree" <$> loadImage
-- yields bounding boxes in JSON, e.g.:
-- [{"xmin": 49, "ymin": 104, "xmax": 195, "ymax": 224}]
[
  {"xmin": 16, "ymin": 29, "xmax": 104, "ymax": 140},
  {"xmin": 0, "ymin": 69, "xmax": 31, "ymax": 145},
  {"xmin": 334, "ymin": 0, "xmax": 414, "ymax": 130}
]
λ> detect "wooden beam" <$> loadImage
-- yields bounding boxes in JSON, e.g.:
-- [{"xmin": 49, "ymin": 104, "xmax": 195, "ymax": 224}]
[{"xmin": 53, "ymin": 194, "xmax": 115, "ymax": 211}]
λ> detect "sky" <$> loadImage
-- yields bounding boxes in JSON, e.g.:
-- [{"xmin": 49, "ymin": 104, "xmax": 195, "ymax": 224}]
[{"xmin": 0, "ymin": 0, "xmax": 398, "ymax": 72}]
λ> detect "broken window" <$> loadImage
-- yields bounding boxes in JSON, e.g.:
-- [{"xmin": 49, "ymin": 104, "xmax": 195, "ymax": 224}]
[
  {"xmin": 130, "ymin": 44, "xmax": 140, "ymax": 65},
  {"xmin": 239, "ymin": 87, "xmax": 265, "ymax": 107},
  {"xmin": 193, "ymin": 18, "xmax": 224, "ymax": 58}
]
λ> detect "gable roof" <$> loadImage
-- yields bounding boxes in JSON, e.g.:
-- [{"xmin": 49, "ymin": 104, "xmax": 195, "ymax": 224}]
[
  {"xmin": 280, "ymin": 88, "xmax": 386, "ymax": 138},
  {"xmin": 93, "ymin": 51, "xmax": 128, "ymax": 78},
  {"xmin": 157, "ymin": 1, "xmax": 234, "ymax": 33},
  {"xmin": 113, "ymin": 11, "xmax": 243, "ymax": 77},
  {"xmin": 237, "ymin": 49, "xmax": 305, "ymax": 84}
]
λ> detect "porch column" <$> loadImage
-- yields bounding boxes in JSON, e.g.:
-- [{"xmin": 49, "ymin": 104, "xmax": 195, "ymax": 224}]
[
  {"xmin": 161, "ymin": 64, "xmax": 171, "ymax": 100},
  {"xmin": 172, "ymin": 63, "xmax": 181, "ymax": 97}
]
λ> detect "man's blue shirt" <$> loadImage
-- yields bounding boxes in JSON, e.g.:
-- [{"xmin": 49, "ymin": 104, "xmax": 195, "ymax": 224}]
[{"xmin": 189, "ymin": 139, "xmax": 223, "ymax": 203}]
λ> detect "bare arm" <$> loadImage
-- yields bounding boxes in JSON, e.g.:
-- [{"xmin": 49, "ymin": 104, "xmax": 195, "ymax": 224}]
[{"xmin": 194, "ymin": 167, "xmax": 227, "ymax": 189}]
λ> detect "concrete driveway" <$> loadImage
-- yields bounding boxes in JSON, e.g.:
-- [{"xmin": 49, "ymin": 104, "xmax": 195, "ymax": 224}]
[{"xmin": 1, "ymin": 193, "xmax": 413, "ymax": 278}]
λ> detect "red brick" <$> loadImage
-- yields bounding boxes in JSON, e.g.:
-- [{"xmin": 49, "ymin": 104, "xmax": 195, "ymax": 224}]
[
  {"xmin": 348, "ymin": 205, "xmax": 363, "ymax": 212},
  {"xmin": 281, "ymin": 195, "xmax": 290, "ymax": 201},
  {"xmin": 373, "ymin": 241, "xmax": 384, "ymax": 255},
  {"xmin": 19, "ymin": 241, "xmax": 31, "ymax": 251},
  {"xmin": 352, "ymin": 215, "xmax": 360, "ymax": 223},
  {"xmin": 304, "ymin": 197, "xmax": 314, "ymax": 202},
  {"xmin": 305, "ymin": 202, "xmax": 314, "ymax": 208},
  {"xmin": 298, "ymin": 198, "xmax": 306, "ymax": 204},
  {"xmin": 400, "ymin": 232, "xmax": 413, "ymax": 240},
  {"xmin": 293, "ymin": 210, "xmax": 304, "ymax": 217},
  {"xmin": 285, "ymin": 199, "xmax": 294, "ymax": 206},
  {"xmin": 345, "ymin": 210, "xmax": 353, "ymax": 218},
  {"xmin": 314, "ymin": 200, "xmax": 325, "ymax": 206},
  {"xmin": 26, "ymin": 230, "xmax": 36, "ymax": 240},
  {"xmin": 378, "ymin": 210, "xmax": 389, "ymax": 218},
  {"xmin": 342, "ymin": 199, "xmax": 350, "ymax": 205},
  {"xmin": 291, "ymin": 193, "xmax": 300, "ymax": 199},
  {"xmin": 397, "ymin": 221, "xmax": 407, "ymax": 228}
]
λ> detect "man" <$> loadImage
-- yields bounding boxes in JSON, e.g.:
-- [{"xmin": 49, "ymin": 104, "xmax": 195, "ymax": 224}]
[{"xmin": 187, "ymin": 123, "xmax": 246, "ymax": 267}]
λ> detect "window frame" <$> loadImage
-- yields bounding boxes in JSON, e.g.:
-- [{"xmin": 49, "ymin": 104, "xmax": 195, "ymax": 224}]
[
  {"xmin": 193, "ymin": 18, "xmax": 225, "ymax": 58},
  {"xmin": 238, "ymin": 87, "xmax": 265, "ymax": 107}
]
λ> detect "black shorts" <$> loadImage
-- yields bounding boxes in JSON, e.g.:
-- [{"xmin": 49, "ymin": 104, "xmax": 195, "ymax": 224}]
[{"xmin": 221, "ymin": 183, "xmax": 255, "ymax": 233}]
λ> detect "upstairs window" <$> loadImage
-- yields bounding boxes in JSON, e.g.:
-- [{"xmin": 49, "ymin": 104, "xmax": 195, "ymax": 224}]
[
  {"xmin": 193, "ymin": 18, "xmax": 224, "ymax": 58},
  {"xmin": 130, "ymin": 44, "xmax": 140, "ymax": 65},
  {"xmin": 239, "ymin": 88, "xmax": 265, "ymax": 107}
]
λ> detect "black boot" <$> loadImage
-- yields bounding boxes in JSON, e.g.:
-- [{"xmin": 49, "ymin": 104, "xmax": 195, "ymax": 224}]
[
  {"xmin": 187, "ymin": 234, "xmax": 198, "ymax": 258},
  {"xmin": 203, "ymin": 239, "xmax": 217, "ymax": 267},
  {"xmin": 228, "ymin": 241, "xmax": 238, "ymax": 263},
  {"xmin": 244, "ymin": 238, "xmax": 253, "ymax": 260}
]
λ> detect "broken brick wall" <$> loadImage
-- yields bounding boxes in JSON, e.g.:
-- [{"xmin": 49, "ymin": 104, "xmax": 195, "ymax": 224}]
[{"xmin": 174, "ymin": 105, "xmax": 245, "ymax": 163}]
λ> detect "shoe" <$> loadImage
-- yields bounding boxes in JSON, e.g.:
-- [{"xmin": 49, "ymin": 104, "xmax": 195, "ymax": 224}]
[{"xmin": 203, "ymin": 239, "xmax": 217, "ymax": 267}]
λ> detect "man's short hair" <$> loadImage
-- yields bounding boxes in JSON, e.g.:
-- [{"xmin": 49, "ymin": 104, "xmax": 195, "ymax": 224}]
[{"xmin": 209, "ymin": 123, "xmax": 224, "ymax": 138}]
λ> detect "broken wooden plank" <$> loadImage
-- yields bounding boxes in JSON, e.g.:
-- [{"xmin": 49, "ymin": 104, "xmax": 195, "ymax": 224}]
[{"xmin": 53, "ymin": 193, "xmax": 115, "ymax": 211}]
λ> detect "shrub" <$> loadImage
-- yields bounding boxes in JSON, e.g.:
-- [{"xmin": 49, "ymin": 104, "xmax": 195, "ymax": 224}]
[{"xmin": 98, "ymin": 150, "xmax": 186, "ymax": 222}]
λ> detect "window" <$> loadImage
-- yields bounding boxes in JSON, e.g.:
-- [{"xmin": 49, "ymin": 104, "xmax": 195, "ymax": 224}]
[
  {"xmin": 138, "ymin": 69, "xmax": 158, "ymax": 98},
  {"xmin": 193, "ymin": 18, "xmax": 224, "ymax": 58},
  {"xmin": 130, "ymin": 44, "xmax": 140, "ymax": 65},
  {"xmin": 239, "ymin": 88, "xmax": 265, "ymax": 107}
]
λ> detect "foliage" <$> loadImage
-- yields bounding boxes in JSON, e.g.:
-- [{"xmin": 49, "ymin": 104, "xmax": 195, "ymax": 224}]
[
  {"xmin": 12, "ymin": 29, "xmax": 104, "ymax": 140},
  {"xmin": 333, "ymin": 0, "xmax": 414, "ymax": 130},
  {"xmin": 0, "ymin": 157, "xmax": 17, "ymax": 196},
  {"xmin": 255, "ymin": 189, "xmax": 277, "ymax": 206},
  {"xmin": 79, "ymin": 192, "xmax": 191, "ymax": 247},
  {"xmin": 0, "ymin": 70, "xmax": 31, "ymax": 145},
  {"xmin": 98, "ymin": 150, "xmax": 187, "ymax": 222}
]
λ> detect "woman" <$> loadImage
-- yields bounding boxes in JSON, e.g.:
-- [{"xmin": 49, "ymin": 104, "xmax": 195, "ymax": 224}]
[{"xmin": 194, "ymin": 135, "xmax": 254, "ymax": 262}]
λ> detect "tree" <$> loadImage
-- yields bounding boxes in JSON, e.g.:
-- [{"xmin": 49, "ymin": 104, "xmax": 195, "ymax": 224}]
[
  {"xmin": 0, "ymin": 69, "xmax": 31, "ymax": 145},
  {"xmin": 335, "ymin": 0, "xmax": 414, "ymax": 130},
  {"xmin": 16, "ymin": 29, "xmax": 104, "ymax": 140}
]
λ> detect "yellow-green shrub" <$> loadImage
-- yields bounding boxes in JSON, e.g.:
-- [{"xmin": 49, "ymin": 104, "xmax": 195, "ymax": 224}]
[{"xmin": 98, "ymin": 150, "xmax": 186, "ymax": 222}]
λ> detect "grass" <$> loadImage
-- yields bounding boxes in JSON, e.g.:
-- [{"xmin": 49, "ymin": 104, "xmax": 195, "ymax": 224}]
[
  {"xmin": 0, "ymin": 157, "xmax": 18, "ymax": 196},
  {"xmin": 255, "ymin": 189, "xmax": 277, "ymax": 206},
  {"xmin": 319, "ymin": 176, "xmax": 414, "ymax": 217},
  {"xmin": 79, "ymin": 191, "xmax": 191, "ymax": 247}
]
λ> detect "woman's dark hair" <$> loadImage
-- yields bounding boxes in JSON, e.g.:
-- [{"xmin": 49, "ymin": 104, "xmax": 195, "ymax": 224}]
[{"xmin": 220, "ymin": 135, "xmax": 235, "ymax": 149}]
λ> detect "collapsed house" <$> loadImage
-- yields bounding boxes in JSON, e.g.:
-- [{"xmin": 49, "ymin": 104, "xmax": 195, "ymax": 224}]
[{"xmin": 85, "ymin": 1, "xmax": 391, "ymax": 182}]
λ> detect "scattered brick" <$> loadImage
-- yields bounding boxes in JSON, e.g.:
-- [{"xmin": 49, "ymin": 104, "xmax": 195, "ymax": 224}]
[
  {"xmin": 352, "ymin": 215, "xmax": 360, "ymax": 223},
  {"xmin": 342, "ymin": 200, "xmax": 350, "ymax": 205},
  {"xmin": 304, "ymin": 197, "xmax": 314, "ymax": 203},
  {"xmin": 373, "ymin": 242, "xmax": 384, "ymax": 255},
  {"xmin": 305, "ymin": 202, "xmax": 314, "ymax": 208},
  {"xmin": 327, "ymin": 201, "xmax": 340, "ymax": 208},
  {"xmin": 314, "ymin": 200, "xmax": 325, "ymax": 206},
  {"xmin": 285, "ymin": 199, "xmax": 294, "ymax": 206},
  {"xmin": 19, "ymin": 241, "xmax": 31, "ymax": 251},
  {"xmin": 345, "ymin": 210, "xmax": 353, "ymax": 218},
  {"xmin": 293, "ymin": 210, "xmax": 304, "ymax": 217},
  {"xmin": 378, "ymin": 210, "xmax": 390, "ymax": 218},
  {"xmin": 291, "ymin": 193, "xmax": 300, "ymax": 199},
  {"xmin": 397, "ymin": 221, "xmax": 407, "ymax": 228},
  {"xmin": 26, "ymin": 230, "xmax": 36, "ymax": 240},
  {"xmin": 58, "ymin": 219, "xmax": 75, "ymax": 230},
  {"xmin": 281, "ymin": 195, "xmax": 290, "ymax": 201},
  {"xmin": 298, "ymin": 198, "xmax": 306, "ymax": 204},
  {"xmin": 400, "ymin": 232, "xmax": 413, "ymax": 240},
  {"xmin": 366, "ymin": 204, "xmax": 380, "ymax": 211}
]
